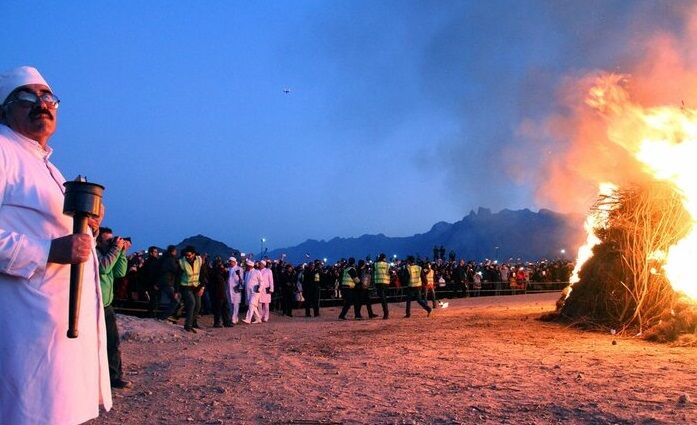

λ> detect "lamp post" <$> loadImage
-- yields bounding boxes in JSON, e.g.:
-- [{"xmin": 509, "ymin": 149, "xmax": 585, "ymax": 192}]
[{"xmin": 260, "ymin": 237, "xmax": 266, "ymax": 256}]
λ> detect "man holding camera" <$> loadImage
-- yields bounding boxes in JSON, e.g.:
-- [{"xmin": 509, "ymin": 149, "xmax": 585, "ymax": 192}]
[
  {"xmin": 96, "ymin": 227, "xmax": 132, "ymax": 389},
  {"xmin": 0, "ymin": 66, "xmax": 112, "ymax": 423}
]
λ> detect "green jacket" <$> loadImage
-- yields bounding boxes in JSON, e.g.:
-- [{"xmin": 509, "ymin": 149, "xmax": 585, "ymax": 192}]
[{"xmin": 97, "ymin": 244, "xmax": 128, "ymax": 307}]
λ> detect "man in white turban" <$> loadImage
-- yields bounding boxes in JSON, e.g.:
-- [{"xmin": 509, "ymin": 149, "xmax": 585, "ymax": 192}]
[
  {"xmin": 0, "ymin": 66, "xmax": 112, "ymax": 424},
  {"xmin": 242, "ymin": 258, "xmax": 263, "ymax": 324}
]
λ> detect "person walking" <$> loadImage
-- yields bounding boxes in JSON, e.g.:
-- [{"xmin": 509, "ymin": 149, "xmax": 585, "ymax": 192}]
[
  {"xmin": 258, "ymin": 260, "xmax": 274, "ymax": 322},
  {"xmin": 242, "ymin": 259, "xmax": 263, "ymax": 324},
  {"xmin": 404, "ymin": 256, "xmax": 432, "ymax": 318},
  {"xmin": 356, "ymin": 259, "xmax": 378, "ymax": 319},
  {"xmin": 302, "ymin": 261, "xmax": 321, "ymax": 317},
  {"xmin": 226, "ymin": 257, "xmax": 244, "ymax": 324},
  {"xmin": 178, "ymin": 246, "xmax": 205, "ymax": 332},
  {"xmin": 372, "ymin": 253, "xmax": 391, "ymax": 319},
  {"xmin": 338, "ymin": 257, "xmax": 361, "ymax": 320}
]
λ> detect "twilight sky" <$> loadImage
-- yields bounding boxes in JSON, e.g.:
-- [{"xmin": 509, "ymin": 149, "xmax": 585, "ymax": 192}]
[{"xmin": 1, "ymin": 0, "xmax": 690, "ymax": 253}]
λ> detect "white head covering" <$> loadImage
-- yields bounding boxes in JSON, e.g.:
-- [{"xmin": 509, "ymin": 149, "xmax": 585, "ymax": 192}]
[
  {"xmin": 245, "ymin": 259, "xmax": 254, "ymax": 267},
  {"xmin": 259, "ymin": 260, "xmax": 267, "ymax": 267},
  {"xmin": 228, "ymin": 257, "xmax": 237, "ymax": 263},
  {"xmin": 0, "ymin": 66, "xmax": 52, "ymax": 104}
]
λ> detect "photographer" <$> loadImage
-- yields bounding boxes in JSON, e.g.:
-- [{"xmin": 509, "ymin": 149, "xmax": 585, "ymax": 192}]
[{"xmin": 96, "ymin": 227, "xmax": 132, "ymax": 389}]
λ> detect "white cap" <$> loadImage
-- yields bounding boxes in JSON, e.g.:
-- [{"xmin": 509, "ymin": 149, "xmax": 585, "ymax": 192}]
[
  {"xmin": 259, "ymin": 260, "xmax": 267, "ymax": 267},
  {"xmin": 0, "ymin": 66, "xmax": 52, "ymax": 104},
  {"xmin": 228, "ymin": 257, "xmax": 237, "ymax": 263},
  {"xmin": 245, "ymin": 259, "xmax": 254, "ymax": 267}
]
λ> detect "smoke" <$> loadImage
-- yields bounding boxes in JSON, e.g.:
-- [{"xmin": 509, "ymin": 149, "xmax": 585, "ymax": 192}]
[{"xmin": 514, "ymin": 2, "xmax": 697, "ymax": 214}]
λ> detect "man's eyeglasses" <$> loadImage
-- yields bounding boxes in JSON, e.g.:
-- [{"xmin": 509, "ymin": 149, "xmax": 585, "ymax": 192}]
[{"xmin": 4, "ymin": 90, "xmax": 60, "ymax": 109}]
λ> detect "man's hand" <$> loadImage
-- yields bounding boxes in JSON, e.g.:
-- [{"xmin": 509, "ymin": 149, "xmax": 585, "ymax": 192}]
[
  {"xmin": 48, "ymin": 234, "xmax": 93, "ymax": 264},
  {"xmin": 112, "ymin": 237, "xmax": 126, "ymax": 251},
  {"xmin": 196, "ymin": 287, "xmax": 205, "ymax": 297}
]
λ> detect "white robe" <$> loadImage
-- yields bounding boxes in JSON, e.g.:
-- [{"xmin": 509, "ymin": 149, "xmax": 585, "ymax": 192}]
[
  {"xmin": 226, "ymin": 265, "xmax": 243, "ymax": 305},
  {"xmin": 259, "ymin": 267, "xmax": 274, "ymax": 304},
  {"xmin": 0, "ymin": 125, "xmax": 112, "ymax": 425},
  {"xmin": 243, "ymin": 268, "xmax": 263, "ymax": 322},
  {"xmin": 244, "ymin": 268, "xmax": 263, "ymax": 305}
]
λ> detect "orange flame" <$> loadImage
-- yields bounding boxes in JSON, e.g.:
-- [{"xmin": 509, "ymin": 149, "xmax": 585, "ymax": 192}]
[{"xmin": 581, "ymin": 76, "xmax": 697, "ymax": 299}]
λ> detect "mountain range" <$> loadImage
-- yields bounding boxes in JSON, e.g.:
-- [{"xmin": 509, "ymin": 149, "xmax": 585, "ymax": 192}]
[{"xmin": 176, "ymin": 208, "xmax": 585, "ymax": 264}]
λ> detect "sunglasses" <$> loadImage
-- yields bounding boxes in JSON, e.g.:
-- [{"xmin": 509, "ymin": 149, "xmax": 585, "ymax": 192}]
[{"xmin": 5, "ymin": 90, "xmax": 60, "ymax": 109}]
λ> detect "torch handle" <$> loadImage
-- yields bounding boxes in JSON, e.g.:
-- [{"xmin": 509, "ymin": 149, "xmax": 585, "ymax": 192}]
[{"xmin": 67, "ymin": 215, "xmax": 89, "ymax": 339}]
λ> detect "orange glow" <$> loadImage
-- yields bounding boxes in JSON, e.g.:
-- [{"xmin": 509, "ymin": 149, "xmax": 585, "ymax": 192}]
[{"xmin": 583, "ymin": 76, "xmax": 697, "ymax": 299}]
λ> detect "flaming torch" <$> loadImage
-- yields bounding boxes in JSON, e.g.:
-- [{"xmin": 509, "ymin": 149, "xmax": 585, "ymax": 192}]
[{"xmin": 63, "ymin": 176, "xmax": 104, "ymax": 339}]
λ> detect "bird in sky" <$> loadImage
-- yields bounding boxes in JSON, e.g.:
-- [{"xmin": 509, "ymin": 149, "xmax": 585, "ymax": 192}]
[{"xmin": 282, "ymin": 88, "xmax": 291, "ymax": 94}]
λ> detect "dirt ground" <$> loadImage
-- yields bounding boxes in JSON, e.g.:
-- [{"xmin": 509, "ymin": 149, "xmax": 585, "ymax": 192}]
[{"xmin": 89, "ymin": 292, "xmax": 697, "ymax": 425}]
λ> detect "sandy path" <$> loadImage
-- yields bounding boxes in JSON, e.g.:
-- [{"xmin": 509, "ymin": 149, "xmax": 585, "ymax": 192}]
[{"xmin": 89, "ymin": 293, "xmax": 697, "ymax": 424}]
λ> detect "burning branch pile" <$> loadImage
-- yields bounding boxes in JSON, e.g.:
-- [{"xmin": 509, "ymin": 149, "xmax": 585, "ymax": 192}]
[{"xmin": 558, "ymin": 182, "xmax": 693, "ymax": 336}]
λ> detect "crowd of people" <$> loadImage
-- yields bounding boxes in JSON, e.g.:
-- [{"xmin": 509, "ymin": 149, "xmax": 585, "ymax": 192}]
[
  {"xmin": 0, "ymin": 66, "xmax": 575, "ymax": 424},
  {"xmin": 112, "ymin": 245, "xmax": 574, "ymax": 327}
]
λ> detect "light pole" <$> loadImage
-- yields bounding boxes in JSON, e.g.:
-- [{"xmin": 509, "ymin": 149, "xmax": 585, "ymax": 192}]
[{"xmin": 261, "ymin": 237, "xmax": 266, "ymax": 256}]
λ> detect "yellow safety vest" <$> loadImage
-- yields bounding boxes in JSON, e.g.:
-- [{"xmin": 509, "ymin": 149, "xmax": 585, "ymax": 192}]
[
  {"xmin": 424, "ymin": 269, "xmax": 434, "ymax": 287},
  {"xmin": 341, "ymin": 267, "xmax": 356, "ymax": 288},
  {"xmin": 179, "ymin": 256, "xmax": 202, "ymax": 287},
  {"xmin": 408, "ymin": 265, "xmax": 422, "ymax": 287},
  {"xmin": 372, "ymin": 261, "xmax": 390, "ymax": 285}
]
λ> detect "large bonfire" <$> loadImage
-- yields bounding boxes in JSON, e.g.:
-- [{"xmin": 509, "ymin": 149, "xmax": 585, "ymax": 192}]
[{"xmin": 555, "ymin": 74, "xmax": 697, "ymax": 343}]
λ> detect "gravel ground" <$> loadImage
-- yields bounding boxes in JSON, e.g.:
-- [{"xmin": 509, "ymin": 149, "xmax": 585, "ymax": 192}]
[{"xmin": 89, "ymin": 292, "xmax": 697, "ymax": 424}]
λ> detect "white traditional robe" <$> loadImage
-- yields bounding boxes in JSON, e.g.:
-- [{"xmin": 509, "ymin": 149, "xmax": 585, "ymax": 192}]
[
  {"xmin": 226, "ymin": 264, "xmax": 243, "ymax": 323},
  {"xmin": 259, "ymin": 267, "xmax": 274, "ymax": 304},
  {"xmin": 243, "ymin": 268, "xmax": 262, "ymax": 322},
  {"xmin": 259, "ymin": 267, "xmax": 274, "ymax": 321},
  {"xmin": 0, "ymin": 125, "xmax": 112, "ymax": 425}
]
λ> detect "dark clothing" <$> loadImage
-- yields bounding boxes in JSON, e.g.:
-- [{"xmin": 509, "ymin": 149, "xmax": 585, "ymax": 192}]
[
  {"xmin": 338, "ymin": 287, "xmax": 359, "ymax": 319},
  {"xmin": 157, "ymin": 253, "xmax": 179, "ymax": 290},
  {"xmin": 209, "ymin": 263, "xmax": 231, "ymax": 326},
  {"xmin": 140, "ymin": 256, "xmax": 160, "ymax": 316},
  {"xmin": 405, "ymin": 286, "xmax": 431, "ymax": 317},
  {"xmin": 375, "ymin": 284, "xmax": 389, "ymax": 319},
  {"xmin": 279, "ymin": 269, "xmax": 296, "ymax": 317},
  {"xmin": 455, "ymin": 265, "xmax": 469, "ymax": 297},
  {"xmin": 181, "ymin": 287, "xmax": 201, "ymax": 330},
  {"xmin": 158, "ymin": 285, "xmax": 179, "ymax": 320},
  {"xmin": 355, "ymin": 285, "xmax": 376, "ymax": 318},
  {"xmin": 302, "ymin": 269, "xmax": 321, "ymax": 317},
  {"xmin": 104, "ymin": 305, "xmax": 123, "ymax": 383}
]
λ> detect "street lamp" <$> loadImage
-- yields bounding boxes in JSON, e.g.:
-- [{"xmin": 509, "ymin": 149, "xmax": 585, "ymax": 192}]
[{"xmin": 261, "ymin": 237, "xmax": 266, "ymax": 255}]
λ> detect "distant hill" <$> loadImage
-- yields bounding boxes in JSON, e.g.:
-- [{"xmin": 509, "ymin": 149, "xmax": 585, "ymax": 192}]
[
  {"xmin": 265, "ymin": 208, "xmax": 585, "ymax": 263},
  {"xmin": 175, "ymin": 234, "xmax": 241, "ymax": 260}
]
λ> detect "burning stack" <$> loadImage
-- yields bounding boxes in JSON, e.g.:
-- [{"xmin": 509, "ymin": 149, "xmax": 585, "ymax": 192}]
[{"xmin": 554, "ymin": 75, "xmax": 697, "ymax": 342}]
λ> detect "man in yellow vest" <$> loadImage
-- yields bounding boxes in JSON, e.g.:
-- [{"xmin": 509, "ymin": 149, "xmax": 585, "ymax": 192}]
[
  {"xmin": 338, "ymin": 257, "xmax": 360, "ymax": 320},
  {"xmin": 404, "ymin": 256, "xmax": 432, "ymax": 318},
  {"xmin": 179, "ymin": 245, "xmax": 205, "ymax": 333},
  {"xmin": 372, "ymin": 253, "xmax": 391, "ymax": 319}
]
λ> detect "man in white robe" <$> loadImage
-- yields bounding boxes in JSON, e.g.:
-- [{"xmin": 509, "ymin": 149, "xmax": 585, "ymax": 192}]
[
  {"xmin": 258, "ymin": 260, "xmax": 274, "ymax": 322},
  {"xmin": 242, "ymin": 259, "xmax": 262, "ymax": 324},
  {"xmin": 0, "ymin": 66, "xmax": 112, "ymax": 424},
  {"xmin": 225, "ymin": 257, "xmax": 243, "ymax": 324}
]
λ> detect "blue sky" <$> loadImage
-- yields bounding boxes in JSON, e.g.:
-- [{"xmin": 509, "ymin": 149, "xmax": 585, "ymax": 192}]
[{"xmin": 2, "ymin": 1, "xmax": 689, "ymax": 252}]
